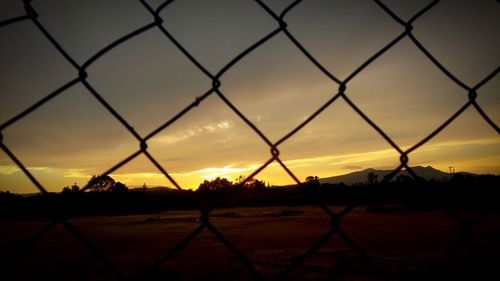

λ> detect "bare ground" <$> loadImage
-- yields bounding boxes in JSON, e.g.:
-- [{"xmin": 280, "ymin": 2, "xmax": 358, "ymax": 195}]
[{"xmin": 1, "ymin": 205, "xmax": 500, "ymax": 280}]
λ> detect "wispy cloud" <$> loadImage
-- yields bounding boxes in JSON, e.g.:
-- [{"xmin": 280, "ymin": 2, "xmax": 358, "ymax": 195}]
[
  {"xmin": 283, "ymin": 148, "xmax": 398, "ymax": 169},
  {"xmin": 27, "ymin": 167, "xmax": 54, "ymax": 173},
  {"xmin": 0, "ymin": 165, "xmax": 57, "ymax": 175},
  {"xmin": 64, "ymin": 169, "xmax": 90, "ymax": 178},
  {"xmin": 153, "ymin": 127, "xmax": 203, "ymax": 144},
  {"xmin": 410, "ymin": 137, "xmax": 499, "ymax": 150},
  {"xmin": 0, "ymin": 165, "xmax": 20, "ymax": 175},
  {"xmin": 282, "ymin": 137, "xmax": 500, "ymax": 171},
  {"xmin": 204, "ymin": 121, "xmax": 233, "ymax": 133},
  {"xmin": 152, "ymin": 121, "xmax": 234, "ymax": 145}
]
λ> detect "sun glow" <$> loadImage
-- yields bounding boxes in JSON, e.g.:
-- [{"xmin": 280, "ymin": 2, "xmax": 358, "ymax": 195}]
[{"xmin": 180, "ymin": 165, "xmax": 260, "ymax": 180}]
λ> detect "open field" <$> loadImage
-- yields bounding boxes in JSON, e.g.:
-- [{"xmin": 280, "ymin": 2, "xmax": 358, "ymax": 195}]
[{"xmin": 1, "ymin": 205, "xmax": 500, "ymax": 281}]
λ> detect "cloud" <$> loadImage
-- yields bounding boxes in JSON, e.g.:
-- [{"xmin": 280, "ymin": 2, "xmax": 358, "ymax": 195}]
[
  {"xmin": 283, "ymin": 148, "xmax": 398, "ymax": 169},
  {"xmin": 152, "ymin": 121, "xmax": 234, "ymax": 145},
  {"xmin": 204, "ymin": 121, "xmax": 233, "ymax": 133},
  {"xmin": 1, "ymin": 165, "xmax": 93, "ymax": 178},
  {"xmin": 27, "ymin": 167, "xmax": 54, "ymax": 173},
  {"xmin": 0, "ymin": 165, "xmax": 76, "ymax": 177},
  {"xmin": 153, "ymin": 127, "xmax": 203, "ymax": 144},
  {"xmin": 282, "ymin": 137, "xmax": 500, "ymax": 172},
  {"xmin": 418, "ymin": 138, "xmax": 499, "ymax": 150},
  {"xmin": 64, "ymin": 169, "xmax": 90, "ymax": 178},
  {"xmin": 0, "ymin": 165, "xmax": 20, "ymax": 175}
]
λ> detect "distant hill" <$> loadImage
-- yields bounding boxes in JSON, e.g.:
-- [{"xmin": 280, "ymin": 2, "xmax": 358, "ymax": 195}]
[{"xmin": 319, "ymin": 166, "xmax": 456, "ymax": 185}]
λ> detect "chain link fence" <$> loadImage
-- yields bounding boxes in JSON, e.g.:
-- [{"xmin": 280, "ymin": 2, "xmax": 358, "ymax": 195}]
[{"xmin": 1, "ymin": 0, "xmax": 499, "ymax": 280}]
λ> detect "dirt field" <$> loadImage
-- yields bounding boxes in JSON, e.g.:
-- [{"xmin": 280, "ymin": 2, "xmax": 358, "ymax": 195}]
[{"xmin": 1, "ymin": 205, "xmax": 500, "ymax": 281}]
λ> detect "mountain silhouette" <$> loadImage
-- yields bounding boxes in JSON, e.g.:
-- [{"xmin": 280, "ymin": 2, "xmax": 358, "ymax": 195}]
[{"xmin": 319, "ymin": 166, "xmax": 456, "ymax": 185}]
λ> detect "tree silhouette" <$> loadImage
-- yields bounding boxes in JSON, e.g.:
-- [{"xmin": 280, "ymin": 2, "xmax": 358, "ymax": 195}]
[
  {"xmin": 235, "ymin": 176, "xmax": 267, "ymax": 190},
  {"xmin": 137, "ymin": 183, "xmax": 148, "ymax": 193},
  {"xmin": 110, "ymin": 182, "xmax": 128, "ymax": 193},
  {"xmin": 70, "ymin": 183, "xmax": 80, "ymax": 192},
  {"xmin": 304, "ymin": 176, "xmax": 320, "ymax": 188},
  {"xmin": 197, "ymin": 177, "xmax": 233, "ymax": 192},
  {"xmin": 87, "ymin": 175, "xmax": 116, "ymax": 192},
  {"xmin": 61, "ymin": 183, "xmax": 80, "ymax": 194}
]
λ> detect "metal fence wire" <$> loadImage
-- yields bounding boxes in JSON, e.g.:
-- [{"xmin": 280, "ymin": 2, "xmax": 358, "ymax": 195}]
[{"xmin": 1, "ymin": 0, "xmax": 499, "ymax": 280}]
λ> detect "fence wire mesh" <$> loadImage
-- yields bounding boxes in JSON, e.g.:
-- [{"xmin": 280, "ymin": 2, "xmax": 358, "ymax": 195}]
[{"xmin": 0, "ymin": 0, "xmax": 499, "ymax": 280}]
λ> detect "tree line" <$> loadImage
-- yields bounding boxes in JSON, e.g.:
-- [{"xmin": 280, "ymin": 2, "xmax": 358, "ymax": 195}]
[{"xmin": 1, "ymin": 173, "xmax": 499, "ymax": 218}]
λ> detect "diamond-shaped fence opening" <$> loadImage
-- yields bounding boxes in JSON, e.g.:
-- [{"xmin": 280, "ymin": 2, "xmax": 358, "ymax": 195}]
[
  {"xmin": 345, "ymin": 38, "xmax": 469, "ymax": 147},
  {"xmin": 1, "ymin": 85, "xmax": 139, "ymax": 189},
  {"xmin": 157, "ymin": 0, "xmax": 277, "ymax": 72},
  {"xmin": 410, "ymin": 0, "xmax": 500, "ymax": 85},
  {"xmin": 30, "ymin": 0, "xmax": 152, "ymax": 64},
  {"xmin": 0, "ymin": 0, "xmax": 499, "ymax": 280},
  {"xmin": 283, "ymin": 0, "xmax": 402, "ymax": 79},
  {"xmin": 146, "ymin": 94, "xmax": 271, "ymax": 187},
  {"xmin": 277, "ymin": 100, "xmax": 402, "ymax": 182},
  {"xmin": 0, "ymin": 21, "xmax": 75, "ymax": 122},
  {"xmin": 86, "ymin": 28, "xmax": 212, "ymax": 135},
  {"xmin": 219, "ymin": 34, "xmax": 337, "ymax": 141}
]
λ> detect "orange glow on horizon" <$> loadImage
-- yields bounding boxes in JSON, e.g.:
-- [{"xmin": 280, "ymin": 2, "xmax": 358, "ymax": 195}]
[{"xmin": 1, "ymin": 137, "xmax": 499, "ymax": 193}]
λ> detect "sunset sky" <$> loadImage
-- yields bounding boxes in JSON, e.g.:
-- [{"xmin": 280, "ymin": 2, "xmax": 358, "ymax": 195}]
[{"xmin": 1, "ymin": 0, "xmax": 499, "ymax": 193}]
